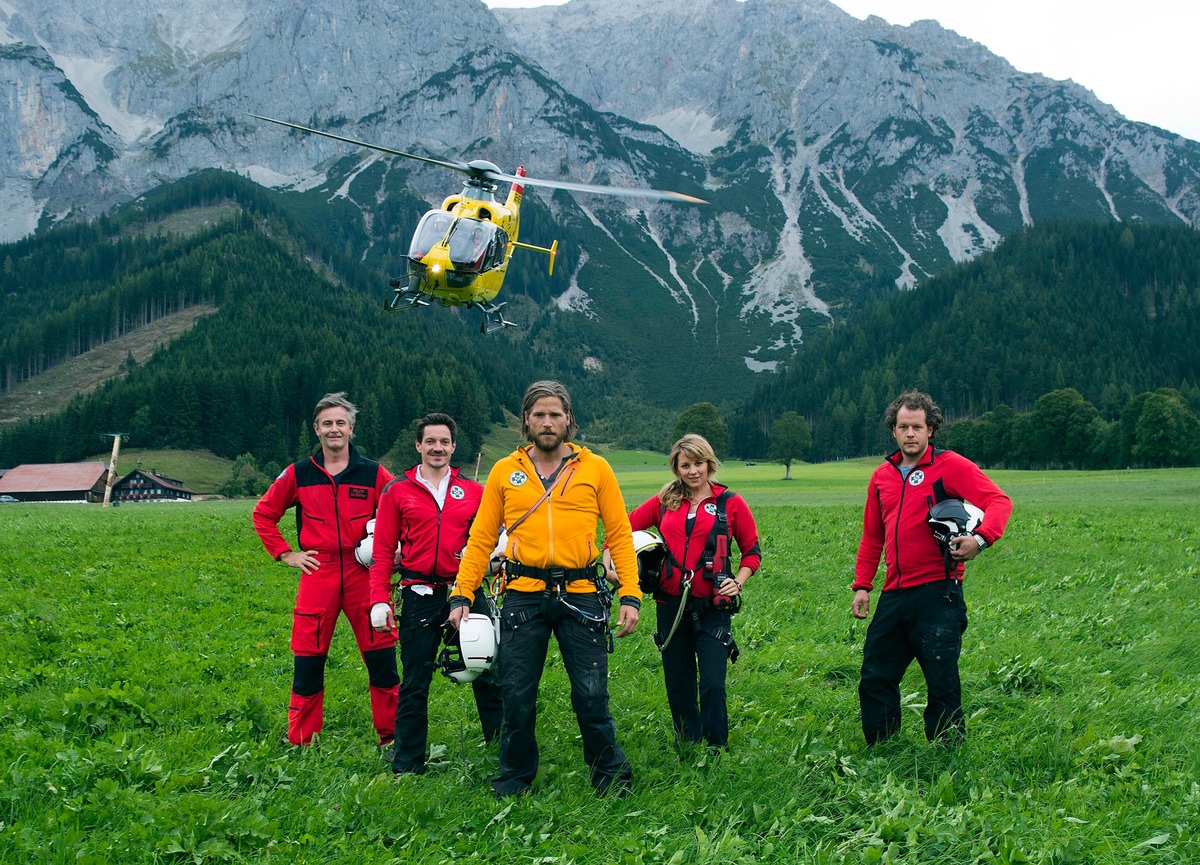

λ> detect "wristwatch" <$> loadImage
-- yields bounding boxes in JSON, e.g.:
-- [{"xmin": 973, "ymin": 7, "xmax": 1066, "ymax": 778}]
[{"xmin": 972, "ymin": 533, "xmax": 988, "ymax": 551}]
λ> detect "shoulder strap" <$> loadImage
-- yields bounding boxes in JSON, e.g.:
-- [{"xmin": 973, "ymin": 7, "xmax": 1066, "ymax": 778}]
[
  {"xmin": 507, "ymin": 451, "xmax": 580, "ymax": 536},
  {"xmin": 657, "ymin": 491, "xmax": 733, "ymax": 580},
  {"xmin": 704, "ymin": 491, "xmax": 733, "ymax": 555}
]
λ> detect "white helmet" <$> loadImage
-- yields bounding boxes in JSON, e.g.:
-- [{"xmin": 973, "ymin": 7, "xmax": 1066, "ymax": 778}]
[
  {"xmin": 355, "ymin": 519, "xmax": 401, "ymax": 568},
  {"xmin": 632, "ymin": 529, "xmax": 662, "ymax": 555},
  {"xmin": 927, "ymin": 500, "xmax": 984, "ymax": 549},
  {"xmin": 631, "ymin": 529, "xmax": 666, "ymax": 593},
  {"xmin": 491, "ymin": 528, "xmax": 508, "ymax": 561},
  {"xmin": 438, "ymin": 613, "xmax": 498, "ymax": 684}
]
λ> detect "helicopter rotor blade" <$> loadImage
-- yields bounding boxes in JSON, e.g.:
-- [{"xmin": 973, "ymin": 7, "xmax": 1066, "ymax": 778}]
[
  {"xmin": 249, "ymin": 114, "xmax": 706, "ymax": 203},
  {"xmin": 489, "ymin": 170, "xmax": 707, "ymax": 204},
  {"xmin": 248, "ymin": 114, "xmax": 477, "ymax": 177}
]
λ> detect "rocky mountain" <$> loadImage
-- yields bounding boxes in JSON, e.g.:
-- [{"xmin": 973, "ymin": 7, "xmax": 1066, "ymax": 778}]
[{"xmin": 3, "ymin": 0, "xmax": 1199, "ymax": 402}]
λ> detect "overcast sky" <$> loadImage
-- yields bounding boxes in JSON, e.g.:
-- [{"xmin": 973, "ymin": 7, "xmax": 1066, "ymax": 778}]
[{"xmin": 481, "ymin": 0, "xmax": 1200, "ymax": 142}]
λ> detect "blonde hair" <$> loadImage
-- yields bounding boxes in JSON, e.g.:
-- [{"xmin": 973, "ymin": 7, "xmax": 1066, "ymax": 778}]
[{"xmin": 659, "ymin": 434, "xmax": 721, "ymax": 511}]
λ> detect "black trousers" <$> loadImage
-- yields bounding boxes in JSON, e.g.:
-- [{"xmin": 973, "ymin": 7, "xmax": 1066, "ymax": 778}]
[
  {"xmin": 492, "ymin": 590, "xmax": 632, "ymax": 797},
  {"xmin": 655, "ymin": 594, "xmax": 736, "ymax": 748},
  {"xmin": 858, "ymin": 580, "xmax": 969, "ymax": 744},
  {"xmin": 392, "ymin": 585, "xmax": 503, "ymax": 774}
]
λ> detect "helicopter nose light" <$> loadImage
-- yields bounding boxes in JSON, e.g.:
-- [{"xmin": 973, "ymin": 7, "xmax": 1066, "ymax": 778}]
[{"xmin": 431, "ymin": 264, "xmax": 442, "ymax": 274}]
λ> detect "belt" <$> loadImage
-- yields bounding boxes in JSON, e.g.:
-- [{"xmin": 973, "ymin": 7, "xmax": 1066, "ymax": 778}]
[
  {"xmin": 400, "ymin": 569, "xmax": 453, "ymax": 586},
  {"xmin": 506, "ymin": 562, "xmax": 595, "ymax": 583}
]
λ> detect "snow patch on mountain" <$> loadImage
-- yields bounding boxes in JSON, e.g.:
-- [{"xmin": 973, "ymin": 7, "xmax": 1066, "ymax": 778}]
[
  {"xmin": 936, "ymin": 179, "xmax": 1001, "ymax": 262},
  {"xmin": 555, "ymin": 248, "xmax": 595, "ymax": 317},
  {"xmin": 641, "ymin": 107, "xmax": 729, "ymax": 154},
  {"xmin": 52, "ymin": 54, "xmax": 161, "ymax": 142},
  {"xmin": 742, "ymin": 156, "xmax": 828, "ymax": 349}
]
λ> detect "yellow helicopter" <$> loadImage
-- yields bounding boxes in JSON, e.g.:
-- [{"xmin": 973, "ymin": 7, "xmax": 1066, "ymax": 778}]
[{"xmin": 250, "ymin": 115, "xmax": 706, "ymax": 333}]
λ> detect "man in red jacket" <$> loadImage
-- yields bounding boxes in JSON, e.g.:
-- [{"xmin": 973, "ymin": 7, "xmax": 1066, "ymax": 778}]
[
  {"xmin": 368, "ymin": 412, "xmax": 502, "ymax": 775},
  {"xmin": 852, "ymin": 391, "xmax": 1012, "ymax": 745},
  {"xmin": 252, "ymin": 392, "xmax": 399, "ymax": 747}
]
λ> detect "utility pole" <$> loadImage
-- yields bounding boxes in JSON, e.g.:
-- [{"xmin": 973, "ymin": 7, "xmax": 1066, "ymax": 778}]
[{"xmin": 99, "ymin": 433, "xmax": 128, "ymax": 507}]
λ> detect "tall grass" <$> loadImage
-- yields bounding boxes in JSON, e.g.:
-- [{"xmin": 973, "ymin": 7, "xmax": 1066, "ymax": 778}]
[{"xmin": 1, "ymin": 467, "xmax": 1197, "ymax": 863}]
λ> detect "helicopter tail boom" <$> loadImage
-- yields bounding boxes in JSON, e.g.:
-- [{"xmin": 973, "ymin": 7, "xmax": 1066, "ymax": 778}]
[{"xmin": 511, "ymin": 239, "xmax": 559, "ymax": 276}]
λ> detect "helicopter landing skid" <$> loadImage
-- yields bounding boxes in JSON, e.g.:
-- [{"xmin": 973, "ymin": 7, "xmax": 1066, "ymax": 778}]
[
  {"xmin": 385, "ymin": 277, "xmax": 430, "ymax": 312},
  {"xmin": 480, "ymin": 301, "xmax": 515, "ymax": 334}
]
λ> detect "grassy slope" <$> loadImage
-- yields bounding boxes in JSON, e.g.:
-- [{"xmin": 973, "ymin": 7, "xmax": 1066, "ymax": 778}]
[
  {"xmin": 0, "ymin": 305, "xmax": 219, "ymax": 427},
  {"xmin": 79, "ymin": 448, "xmax": 235, "ymax": 495},
  {"xmin": 1, "ymin": 468, "xmax": 1197, "ymax": 863}
]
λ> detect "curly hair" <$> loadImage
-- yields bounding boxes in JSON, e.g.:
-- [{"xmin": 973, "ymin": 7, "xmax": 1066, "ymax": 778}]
[{"xmin": 883, "ymin": 390, "xmax": 943, "ymax": 437}]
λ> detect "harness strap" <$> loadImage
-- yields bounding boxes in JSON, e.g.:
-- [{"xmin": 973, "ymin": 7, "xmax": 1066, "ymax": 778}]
[
  {"xmin": 656, "ymin": 576, "xmax": 692, "ymax": 653},
  {"xmin": 505, "ymin": 562, "xmax": 596, "ymax": 583},
  {"xmin": 660, "ymin": 490, "xmax": 733, "ymax": 584}
]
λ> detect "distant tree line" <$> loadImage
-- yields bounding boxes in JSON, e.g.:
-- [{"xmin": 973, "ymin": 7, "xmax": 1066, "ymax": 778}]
[
  {"xmin": 941, "ymin": 387, "xmax": 1200, "ymax": 469},
  {"xmin": 730, "ymin": 221, "xmax": 1200, "ymax": 463}
]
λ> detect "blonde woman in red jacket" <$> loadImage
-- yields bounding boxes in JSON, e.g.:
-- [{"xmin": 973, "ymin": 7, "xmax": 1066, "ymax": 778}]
[{"xmin": 609, "ymin": 434, "xmax": 761, "ymax": 750}]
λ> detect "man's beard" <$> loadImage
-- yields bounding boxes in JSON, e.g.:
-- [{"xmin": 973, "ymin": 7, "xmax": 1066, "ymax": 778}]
[{"xmin": 533, "ymin": 430, "xmax": 567, "ymax": 453}]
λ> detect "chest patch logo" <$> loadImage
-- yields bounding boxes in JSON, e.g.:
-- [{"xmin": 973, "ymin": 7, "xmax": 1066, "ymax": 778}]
[
  {"xmin": 449, "ymin": 485, "xmax": 465, "ymax": 500},
  {"xmin": 509, "ymin": 471, "xmax": 528, "ymax": 487},
  {"xmin": 348, "ymin": 486, "xmax": 370, "ymax": 499},
  {"xmin": 704, "ymin": 502, "xmax": 718, "ymax": 516},
  {"xmin": 907, "ymin": 470, "xmax": 925, "ymax": 487}
]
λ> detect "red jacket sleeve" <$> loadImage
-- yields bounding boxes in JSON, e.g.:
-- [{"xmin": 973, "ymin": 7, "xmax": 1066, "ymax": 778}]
[
  {"xmin": 727, "ymin": 494, "xmax": 762, "ymax": 575},
  {"xmin": 626, "ymin": 496, "xmax": 663, "ymax": 533},
  {"xmin": 369, "ymin": 482, "xmax": 401, "ymax": 607},
  {"xmin": 944, "ymin": 455, "xmax": 1012, "ymax": 547},
  {"xmin": 252, "ymin": 465, "xmax": 299, "ymax": 561},
  {"xmin": 853, "ymin": 472, "xmax": 886, "ymax": 592}
]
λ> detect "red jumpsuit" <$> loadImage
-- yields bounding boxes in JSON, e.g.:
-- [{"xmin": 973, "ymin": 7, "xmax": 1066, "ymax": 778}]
[{"xmin": 253, "ymin": 444, "xmax": 399, "ymax": 746}]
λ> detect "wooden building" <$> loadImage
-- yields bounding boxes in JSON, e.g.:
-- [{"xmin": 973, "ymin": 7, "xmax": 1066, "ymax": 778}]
[
  {"xmin": 0, "ymin": 462, "xmax": 109, "ymax": 503},
  {"xmin": 112, "ymin": 469, "xmax": 195, "ymax": 502}
]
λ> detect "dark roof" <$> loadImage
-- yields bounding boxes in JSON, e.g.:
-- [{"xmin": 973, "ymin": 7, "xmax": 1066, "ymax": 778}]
[
  {"xmin": 0, "ymin": 462, "xmax": 108, "ymax": 493},
  {"xmin": 117, "ymin": 469, "xmax": 195, "ymax": 494}
]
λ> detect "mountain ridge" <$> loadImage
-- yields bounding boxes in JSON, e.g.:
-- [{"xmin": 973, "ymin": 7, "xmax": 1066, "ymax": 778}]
[{"xmin": 3, "ymin": 0, "xmax": 1199, "ymax": 410}]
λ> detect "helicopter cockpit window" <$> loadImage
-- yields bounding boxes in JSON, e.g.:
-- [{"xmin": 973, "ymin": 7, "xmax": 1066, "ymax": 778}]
[
  {"xmin": 409, "ymin": 210, "xmax": 453, "ymax": 260},
  {"xmin": 448, "ymin": 218, "xmax": 506, "ymax": 273}
]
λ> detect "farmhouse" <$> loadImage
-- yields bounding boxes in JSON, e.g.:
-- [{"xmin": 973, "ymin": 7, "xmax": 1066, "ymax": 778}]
[
  {"xmin": 112, "ymin": 469, "xmax": 195, "ymax": 502},
  {"xmin": 0, "ymin": 462, "xmax": 109, "ymax": 503}
]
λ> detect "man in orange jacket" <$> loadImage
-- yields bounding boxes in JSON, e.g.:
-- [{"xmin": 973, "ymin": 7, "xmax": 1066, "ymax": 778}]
[{"xmin": 449, "ymin": 380, "xmax": 640, "ymax": 797}]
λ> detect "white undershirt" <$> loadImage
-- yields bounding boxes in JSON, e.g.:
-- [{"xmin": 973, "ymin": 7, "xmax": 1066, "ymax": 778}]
[{"xmin": 414, "ymin": 466, "xmax": 450, "ymax": 508}]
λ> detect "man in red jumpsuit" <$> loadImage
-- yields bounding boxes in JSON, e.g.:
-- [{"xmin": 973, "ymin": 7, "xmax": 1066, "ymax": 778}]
[
  {"xmin": 253, "ymin": 392, "xmax": 399, "ymax": 747},
  {"xmin": 368, "ymin": 412, "xmax": 502, "ymax": 775}
]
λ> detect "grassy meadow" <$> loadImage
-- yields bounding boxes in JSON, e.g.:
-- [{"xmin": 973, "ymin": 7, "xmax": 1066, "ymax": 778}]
[{"xmin": 1, "ymin": 461, "xmax": 1197, "ymax": 863}]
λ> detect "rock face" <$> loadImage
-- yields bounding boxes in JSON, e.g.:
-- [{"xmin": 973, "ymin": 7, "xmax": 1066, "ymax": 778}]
[{"xmin": 3, "ymin": 0, "xmax": 1198, "ymax": 378}]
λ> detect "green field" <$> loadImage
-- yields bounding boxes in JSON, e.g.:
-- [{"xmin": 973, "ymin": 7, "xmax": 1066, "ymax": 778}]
[{"xmin": 1, "ymin": 465, "xmax": 1197, "ymax": 863}]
